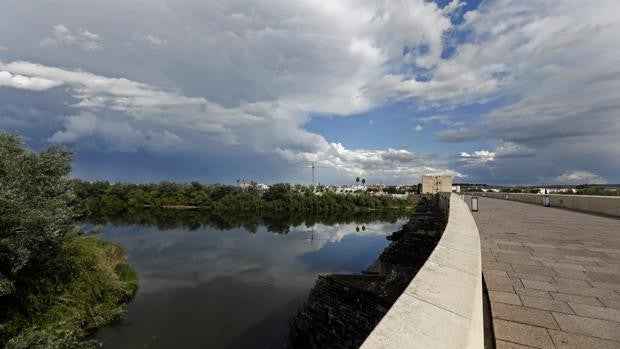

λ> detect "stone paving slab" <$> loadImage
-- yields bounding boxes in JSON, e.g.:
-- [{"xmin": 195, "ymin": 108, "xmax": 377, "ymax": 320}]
[{"xmin": 467, "ymin": 196, "xmax": 620, "ymax": 349}]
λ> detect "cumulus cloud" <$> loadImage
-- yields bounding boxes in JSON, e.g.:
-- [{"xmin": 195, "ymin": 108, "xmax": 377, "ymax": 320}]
[
  {"xmin": 556, "ymin": 170, "xmax": 607, "ymax": 185},
  {"xmin": 414, "ymin": 124, "xmax": 423, "ymax": 132},
  {"xmin": 40, "ymin": 24, "xmax": 103, "ymax": 51},
  {"xmin": 441, "ymin": 0, "xmax": 466, "ymax": 16},
  {"xmin": 276, "ymin": 143, "xmax": 462, "ymax": 179},
  {"xmin": 1, "ymin": 60, "xmax": 458, "ymax": 181},
  {"xmin": 459, "ymin": 150, "xmax": 495, "ymax": 165},
  {"xmin": 466, "ymin": 3, "xmax": 619, "ymax": 145},
  {"xmin": 493, "ymin": 142, "xmax": 536, "ymax": 159},
  {"xmin": 0, "ymin": 60, "xmax": 264, "ymax": 149},
  {"xmin": 1, "ymin": 0, "xmax": 620, "ymax": 183},
  {"xmin": 458, "ymin": 142, "xmax": 537, "ymax": 167},
  {"xmin": 0, "ymin": 70, "xmax": 63, "ymax": 91}
]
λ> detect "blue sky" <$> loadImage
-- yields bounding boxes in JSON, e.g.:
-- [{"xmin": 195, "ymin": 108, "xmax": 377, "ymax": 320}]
[{"xmin": 1, "ymin": 0, "xmax": 618, "ymax": 185}]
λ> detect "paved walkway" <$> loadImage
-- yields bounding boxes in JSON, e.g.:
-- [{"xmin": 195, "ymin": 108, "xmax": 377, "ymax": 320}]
[{"xmin": 467, "ymin": 196, "xmax": 620, "ymax": 349}]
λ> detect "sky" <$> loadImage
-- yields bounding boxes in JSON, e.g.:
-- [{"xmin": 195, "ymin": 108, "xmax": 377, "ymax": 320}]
[{"xmin": 1, "ymin": 0, "xmax": 619, "ymax": 185}]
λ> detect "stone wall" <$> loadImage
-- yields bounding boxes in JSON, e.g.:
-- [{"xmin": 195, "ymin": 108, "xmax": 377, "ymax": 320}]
[
  {"xmin": 286, "ymin": 274, "xmax": 392, "ymax": 348},
  {"xmin": 361, "ymin": 193, "xmax": 483, "ymax": 349},
  {"xmin": 287, "ymin": 195, "xmax": 445, "ymax": 348},
  {"xmin": 468, "ymin": 192, "xmax": 620, "ymax": 217}
]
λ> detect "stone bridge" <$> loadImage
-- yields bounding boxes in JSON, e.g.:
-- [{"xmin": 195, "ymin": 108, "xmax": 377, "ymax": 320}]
[
  {"xmin": 472, "ymin": 196, "xmax": 620, "ymax": 348},
  {"xmin": 363, "ymin": 193, "xmax": 619, "ymax": 349}
]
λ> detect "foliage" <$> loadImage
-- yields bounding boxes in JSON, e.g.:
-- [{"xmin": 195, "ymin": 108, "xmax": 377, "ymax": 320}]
[
  {"xmin": 1, "ymin": 232, "xmax": 137, "ymax": 348},
  {"xmin": 73, "ymin": 181, "xmax": 414, "ymax": 218},
  {"xmin": 573, "ymin": 185, "xmax": 620, "ymax": 196},
  {"xmin": 0, "ymin": 132, "xmax": 137, "ymax": 348},
  {"xmin": 0, "ymin": 132, "xmax": 75, "ymax": 297}
]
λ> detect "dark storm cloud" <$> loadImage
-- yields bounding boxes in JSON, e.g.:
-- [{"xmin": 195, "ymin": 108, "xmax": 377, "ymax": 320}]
[{"xmin": 1, "ymin": 0, "xmax": 619, "ymax": 184}]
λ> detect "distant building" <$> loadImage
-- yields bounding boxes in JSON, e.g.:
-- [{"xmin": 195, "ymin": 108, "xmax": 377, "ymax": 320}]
[
  {"xmin": 536, "ymin": 187, "xmax": 576, "ymax": 194},
  {"xmin": 240, "ymin": 180, "xmax": 255, "ymax": 189},
  {"xmin": 421, "ymin": 175, "xmax": 453, "ymax": 194},
  {"xmin": 451, "ymin": 185, "xmax": 461, "ymax": 193}
]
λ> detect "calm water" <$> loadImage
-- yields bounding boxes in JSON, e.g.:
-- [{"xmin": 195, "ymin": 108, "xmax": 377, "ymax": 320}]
[{"xmin": 92, "ymin": 213, "xmax": 405, "ymax": 348}]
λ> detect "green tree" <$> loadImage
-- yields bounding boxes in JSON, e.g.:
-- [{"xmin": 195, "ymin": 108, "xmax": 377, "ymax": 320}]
[
  {"xmin": 0, "ymin": 132, "xmax": 75, "ymax": 297},
  {"xmin": 263, "ymin": 183, "xmax": 291, "ymax": 202}
]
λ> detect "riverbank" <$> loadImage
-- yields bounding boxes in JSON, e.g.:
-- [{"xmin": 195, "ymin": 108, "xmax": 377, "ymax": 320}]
[
  {"xmin": 0, "ymin": 231, "xmax": 137, "ymax": 349},
  {"xmin": 74, "ymin": 181, "xmax": 414, "ymax": 218},
  {"xmin": 142, "ymin": 204, "xmax": 414, "ymax": 210},
  {"xmin": 287, "ymin": 196, "xmax": 445, "ymax": 347}
]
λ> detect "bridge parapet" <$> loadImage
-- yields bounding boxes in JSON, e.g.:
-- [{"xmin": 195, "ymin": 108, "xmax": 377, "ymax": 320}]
[
  {"xmin": 466, "ymin": 192, "xmax": 620, "ymax": 217},
  {"xmin": 361, "ymin": 193, "xmax": 483, "ymax": 349}
]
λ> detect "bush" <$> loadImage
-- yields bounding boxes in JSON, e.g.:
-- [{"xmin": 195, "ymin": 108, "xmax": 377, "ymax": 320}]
[
  {"xmin": 0, "ymin": 132, "xmax": 137, "ymax": 348},
  {"xmin": 2, "ymin": 231, "xmax": 137, "ymax": 348},
  {"xmin": 0, "ymin": 132, "xmax": 75, "ymax": 297}
]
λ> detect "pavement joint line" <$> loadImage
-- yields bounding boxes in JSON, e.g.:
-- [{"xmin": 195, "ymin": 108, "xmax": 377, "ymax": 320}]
[
  {"xmin": 550, "ymin": 312, "xmax": 620, "ymax": 343},
  {"xmin": 544, "ymin": 328, "xmax": 557, "ymax": 349},
  {"xmin": 491, "ymin": 315, "xmax": 557, "ymax": 332},
  {"xmin": 498, "ymin": 338, "xmax": 541, "ymax": 349},
  {"xmin": 407, "ymin": 292, "xmax": 470, "ymax": 320},
  {"xmin": 472, "ymin": 196, "xmax": 620, "ymax": 347},
  {"xmin": 430, "ymin": 258, "xmax": 480, "ymax": 277}
]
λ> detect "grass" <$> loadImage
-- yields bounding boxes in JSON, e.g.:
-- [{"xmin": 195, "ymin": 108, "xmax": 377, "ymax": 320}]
[{"xmin": 0, "ymin": 231, "xmax": 138, "ymax": 349}]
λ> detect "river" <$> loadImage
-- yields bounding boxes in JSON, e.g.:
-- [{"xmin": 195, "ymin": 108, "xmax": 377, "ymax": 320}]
[{"xmin": 89, "ymin": 210, "xmax": 406, "ymax": 348}]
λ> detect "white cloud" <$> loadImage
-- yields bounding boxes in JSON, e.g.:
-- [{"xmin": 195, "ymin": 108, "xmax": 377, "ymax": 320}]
[
  {"xmin": 458, "ymin": 140, "xmax": 538, "ymax": 165},
  {"xmin": 132, "ymin": 33, "xmax": 167, "ymax": 47},
  {"xmin": 40, "ymin": 24, "xmax": 103, "ymax": 51},
  {"xmin": 1, "ymin": 60, "xmax": 460, "ymax": 181},
  {"xmin": 459, "ymin": 150, "xmax": 496, "ymax": 165},
  {"xmin": 494, "ymin": 142, "xmax": 536, "ymax": 158},
  {"xmin": 276, "ymin": 143, "xmax": 462, "ymax": 180},
  {"xmin": 442, "ymin": 0, "xmax": 465, "ymax": 16},
  {"xmin": 0, "ymin": 46, "xmax": 7, "ymax": 51},
  {"xmin": 0, "ymin": 70, "xmax": 62, "ymax": 91},
  {"xmin": 466, "ymin": 1, "xmax": 620, "ymax": 144},
  {"xmin": 556, "ymin": 170, "xmax": 607, "ymax": 185},
  {"xmin": 369, "ymin": 0, "xmax": 454, "ymax": 69},
  {"xmin": 0, "ymin": 60, "xmax": 260, "ymax": 147},
  {"xmin": 414, "ymin": 124, "xmax": 423, "ymax": 132},
  {"xmin": 2, "ymin": 0, "xmax": 620, "ymax": 183}
]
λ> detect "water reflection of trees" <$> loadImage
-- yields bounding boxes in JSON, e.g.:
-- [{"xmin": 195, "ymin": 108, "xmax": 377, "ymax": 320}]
[{"xmin": 81, "ymin": 208, "xmax": 407, "ymax": 234}]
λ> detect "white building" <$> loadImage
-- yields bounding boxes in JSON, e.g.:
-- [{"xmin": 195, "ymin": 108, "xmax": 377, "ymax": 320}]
[{"xmin": 536, "ymin": 188, "xmax": 576, "ymax": 194}]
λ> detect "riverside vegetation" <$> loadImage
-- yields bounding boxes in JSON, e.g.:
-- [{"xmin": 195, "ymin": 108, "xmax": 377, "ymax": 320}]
[
  {"xmin": 0, "ymin": 133, "xmax": 137, "ymax": 348},
  {"xmin": 0, "ymin": 131, "xmax": 414, "ymax": 348},
  {"xmin": 73, "ymin": 181, "xmax": 414, "ymax": 219}
]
